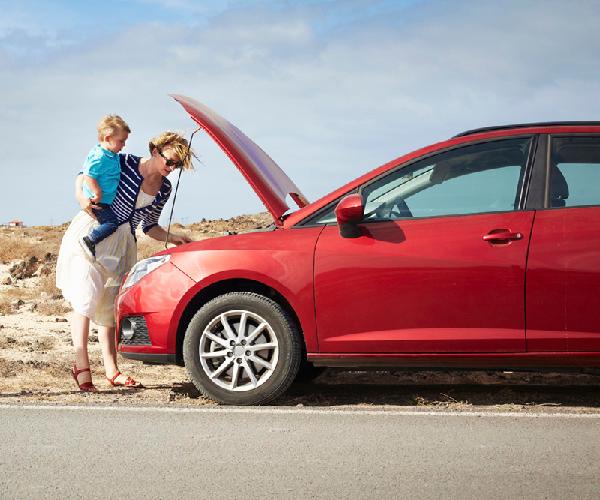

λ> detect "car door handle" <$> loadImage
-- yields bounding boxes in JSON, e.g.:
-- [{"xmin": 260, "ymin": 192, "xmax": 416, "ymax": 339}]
[{"xmin": 482, "ymin": 229, "xmax": 523, "ymax": 243}]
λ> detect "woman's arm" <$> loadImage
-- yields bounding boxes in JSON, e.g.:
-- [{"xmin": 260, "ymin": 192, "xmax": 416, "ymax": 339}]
[
  {"xmin": 75, "ymin": 174, "xmax": 97, "ymax": 219},
  {"xmin": 141, "ymin": 181, "xmax": 192, "ymax": 246},
  {"xmin": 146, "ymin": 225, "xmax": 192, "ymax": 245}
]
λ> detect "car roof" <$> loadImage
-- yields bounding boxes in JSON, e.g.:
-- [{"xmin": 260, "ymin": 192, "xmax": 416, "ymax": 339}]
[{"xmin": 454, "ymin": 122, "xmax": 600, "ymax": 138}]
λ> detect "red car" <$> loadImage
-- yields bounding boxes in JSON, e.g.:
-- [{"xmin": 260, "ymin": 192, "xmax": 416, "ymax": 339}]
[{"xmin": 117, "ymin": 95, "xmax": 600, "ymax": 405}]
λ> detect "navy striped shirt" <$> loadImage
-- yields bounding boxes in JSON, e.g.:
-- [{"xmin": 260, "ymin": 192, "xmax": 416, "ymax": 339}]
[{"xmin": 110, "ymin": 154, "xmax": 172, "ymax": 235}]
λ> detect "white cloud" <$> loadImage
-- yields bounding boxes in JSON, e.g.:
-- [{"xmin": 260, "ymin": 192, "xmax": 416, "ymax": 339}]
[{"xmin": 1, "ymin": 0, "xmax": 599, "ymax": 225}]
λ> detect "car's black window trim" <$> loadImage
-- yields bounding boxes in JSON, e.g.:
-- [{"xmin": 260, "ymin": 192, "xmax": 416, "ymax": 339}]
[
  {"xmin": 296, "ymin": 134, "xmax": 538, "ymax": 227},
  {"xmin": 516, "ymin": 134, "xmax": 538, "ymax": 210},
  {"xmin": 524, "ymin": 134, "xmax": 547, "ymax": 210}
]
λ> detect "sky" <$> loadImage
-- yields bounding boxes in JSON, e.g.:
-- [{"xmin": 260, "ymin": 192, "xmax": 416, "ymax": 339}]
[{"xmin": 1, "ymin": 0, "xmax": 600, "ymax": 226}]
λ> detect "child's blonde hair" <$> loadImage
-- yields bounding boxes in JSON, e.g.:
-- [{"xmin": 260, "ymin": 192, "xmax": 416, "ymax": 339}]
[
  {"xmin": 149, "ymin": 131, "xmax": 195, "ymax": 170},
  {"xmin": 97, "ymin": 114, "xmax": 131, "ymax": 141}
]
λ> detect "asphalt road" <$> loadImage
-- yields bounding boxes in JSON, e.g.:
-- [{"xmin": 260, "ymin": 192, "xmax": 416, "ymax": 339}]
[{"xmin": 1, "ymin": 405, "xmax": 599, "ymax": 499}]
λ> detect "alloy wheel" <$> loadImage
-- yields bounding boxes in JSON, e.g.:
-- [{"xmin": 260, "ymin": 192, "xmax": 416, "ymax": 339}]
[{"xmin": 199, "ymin": 309, "xmax": 279, "ymax": 391}]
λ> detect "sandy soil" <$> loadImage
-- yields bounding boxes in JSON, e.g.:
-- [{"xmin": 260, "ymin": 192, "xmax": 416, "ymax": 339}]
[
  {"xmin": 1, "ymin": 217, "xmax": 599, "ymax": 411},
  {"xmin": 2, "ymin": 309, "xmax": 600, "ymax": 412}
]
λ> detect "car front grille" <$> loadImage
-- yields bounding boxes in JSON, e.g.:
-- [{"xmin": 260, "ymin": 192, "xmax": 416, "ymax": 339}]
[{"xmin": 120, "ymin": 316, "xmax": 151, "ymax": 346}]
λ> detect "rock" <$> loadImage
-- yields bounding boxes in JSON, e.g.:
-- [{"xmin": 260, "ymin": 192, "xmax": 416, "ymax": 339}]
[
  {"xmin": 11, "ymin": 299, "xmax": 24, "ymax": 310},
  {"xmin": 9, "ymin": 256, "xmax": 40, "ymax": 280},
  {"xmin": 26, "ymin": 303, "xmax": 38, "ymax": 312},
  {"xmin": 1, "ymin": 276, "xmax": 12, "ymax": 285},
  {"xmin": 44, "ymin": 252, "xmax": 57, "ymax": 263},
  {"xmin": 34, "ymin": 264, "xmax": 52, "ymax": 277},
  {"xmin": 55, "ymin": 317, "xmax": 68, "ymax": 322}
]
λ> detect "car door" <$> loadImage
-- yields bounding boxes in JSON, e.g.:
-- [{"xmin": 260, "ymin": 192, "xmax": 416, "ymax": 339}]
[
  {"xmin": 313, "ymin": 136, "xmax": 536, "ymax": 353},
  {"xmin": 526, "ymin": 135, "xmax": 600, "ymax": 352}
]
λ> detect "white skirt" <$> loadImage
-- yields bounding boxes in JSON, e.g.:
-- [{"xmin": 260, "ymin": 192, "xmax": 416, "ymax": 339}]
[{"xmin": 56, "ymin": 211, "xmax": 137, "ymax": 327}]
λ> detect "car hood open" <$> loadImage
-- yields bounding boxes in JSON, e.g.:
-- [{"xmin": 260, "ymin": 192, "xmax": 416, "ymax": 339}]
[{"xmin": 171, "ymin": 94, "xmax": 308, "ymax": 226}]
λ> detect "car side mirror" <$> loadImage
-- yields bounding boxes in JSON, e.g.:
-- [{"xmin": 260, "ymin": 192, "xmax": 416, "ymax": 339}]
[{"xmin": 335, "ymin": 194, "xmax": 364, "ymax": 238}]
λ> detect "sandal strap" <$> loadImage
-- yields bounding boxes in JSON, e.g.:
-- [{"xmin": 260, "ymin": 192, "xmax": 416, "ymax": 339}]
[
  {"xmin": 107, "ymin": 371, "xmax": 122, "ymax": 384},
  {"xmin": 73, "ymin": 365, "xmax": 91, "ymax": 376},
  {"xmin": 79, "ymin": 382, "xmax": 97, "ymax": 391}
]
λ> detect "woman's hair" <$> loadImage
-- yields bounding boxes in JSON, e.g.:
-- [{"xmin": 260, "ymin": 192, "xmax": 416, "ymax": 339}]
[
  {"xmin": 149, "ymin": 131, "xmax": 195, "ymax": 170},
  {"xmin": 97, "ymin": 114, "xmax": 131, "ymax": 141}
]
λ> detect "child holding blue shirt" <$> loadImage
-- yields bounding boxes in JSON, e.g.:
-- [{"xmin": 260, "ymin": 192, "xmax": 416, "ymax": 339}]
[{"xmin": 80, "ymin": 115, "xmax": 131, "ymax": 260}]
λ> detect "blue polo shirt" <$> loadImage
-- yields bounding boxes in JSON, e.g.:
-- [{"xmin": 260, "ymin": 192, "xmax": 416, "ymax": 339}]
[{"xmin": 82, "ymin": 144, "xmax": 121, "ymax": 205}]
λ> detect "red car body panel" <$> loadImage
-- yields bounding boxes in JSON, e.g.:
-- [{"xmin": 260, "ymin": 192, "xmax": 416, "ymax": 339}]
[
  {"xmin": 117, "ymin": 106, "xmax": 600, "ymax": 372},
  {"xmin": 116, "ymin": 262, "xmax": 195, "ymax": 354},
  {"xmin": 526, "ymin": 206, "xmax": 600, "ymax": 352},
  {"xmin": 314, "ymin": 211, "xmax": 535, "ymax": 353},
  {"xmin": 119, "ymin": 227, "xmax": 324, "ymax": 355}
]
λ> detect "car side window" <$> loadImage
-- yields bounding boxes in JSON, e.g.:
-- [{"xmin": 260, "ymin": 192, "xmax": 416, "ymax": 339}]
[
  {"xmin": 549, "ymin": 136, "xmax": 600, "ymax": 208},
  {"xmin": 361, "ymin": 137, "xmax": 532, "ymax": 221}
]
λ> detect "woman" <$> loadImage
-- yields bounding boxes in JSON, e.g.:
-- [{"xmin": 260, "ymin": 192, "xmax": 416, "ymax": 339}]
[{"xmin": 56, "ymin": 131, "xmax": 194, "ymax": 392}]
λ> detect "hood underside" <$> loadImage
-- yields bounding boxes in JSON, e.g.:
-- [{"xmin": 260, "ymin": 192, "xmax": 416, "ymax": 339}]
[{"xmin": 171, "ymin": 94, "xmax": 308, "ymax": 225}]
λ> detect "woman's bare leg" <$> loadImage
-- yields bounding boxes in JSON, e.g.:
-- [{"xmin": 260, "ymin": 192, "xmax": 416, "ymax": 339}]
[
  {"xmin": 98, "ymin": 325, "xmax": 119, "ymax": 377},
  {"xmin": 98, "ymin": 326, "xmax": 140, "ymax": 386},
  {"xmin": 70, "ymin": 311, "xmax": 92, "ymax": 385},
  {"xmin": 98, "ymin": 325, "xmax": 137, "ymax": 384}
]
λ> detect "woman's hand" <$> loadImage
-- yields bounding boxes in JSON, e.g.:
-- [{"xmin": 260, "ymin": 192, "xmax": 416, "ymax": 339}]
[
  {"xmin": 146, "ymin": 225, "xmax": 193, "ymax": 246},
  {"xmin": 169, "ymin": 233, "xmax": 193, "ymax": 246},
  {"xmin": 77, "ymin": 194, "xmax": 99, "ymax": 220},
  {"xmin": 75, "ymin": 174, "xmax": 98, "ymax": 220}
]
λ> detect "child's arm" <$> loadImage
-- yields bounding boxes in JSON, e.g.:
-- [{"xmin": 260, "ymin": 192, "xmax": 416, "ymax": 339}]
[{"xmin": 83, "ymin": 174, "xmax": 103, "ymax": 203}]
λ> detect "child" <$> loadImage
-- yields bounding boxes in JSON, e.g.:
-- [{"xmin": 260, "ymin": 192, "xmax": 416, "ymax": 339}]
[{"xmin": 80, "ymin": 115, "xmax": 131, "ymax": 260}]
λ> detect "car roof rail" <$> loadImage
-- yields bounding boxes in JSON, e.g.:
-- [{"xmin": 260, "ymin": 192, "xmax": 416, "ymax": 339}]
[{"xmin": 453, "ymin": 121, "xmax": 600, "ymax": 138}]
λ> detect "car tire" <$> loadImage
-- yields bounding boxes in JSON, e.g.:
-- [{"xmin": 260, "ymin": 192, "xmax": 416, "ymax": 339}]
[
  {"xmin": 183, "ymin": 292, "xmax": 302, "ymax": 405},
  {"xmin": 295, "ymin": 358, "xmax": 326, "ymax": 383}
]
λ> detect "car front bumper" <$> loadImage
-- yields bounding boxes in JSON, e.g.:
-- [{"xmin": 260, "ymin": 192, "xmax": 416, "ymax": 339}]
[{"xmin": 116, "ymin": 261, "xmax": 195, "ymax": 363}]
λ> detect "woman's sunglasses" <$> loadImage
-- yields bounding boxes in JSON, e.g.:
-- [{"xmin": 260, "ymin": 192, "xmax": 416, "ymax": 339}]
[{"xmin": 158, "ymin": 149, "xmax": 184, "ymax": 169}]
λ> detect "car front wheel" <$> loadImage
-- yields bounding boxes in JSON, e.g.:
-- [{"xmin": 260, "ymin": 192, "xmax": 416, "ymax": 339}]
[{"xmin": 183, "ymin": 292, "xmax": 302, "ymax": 405}]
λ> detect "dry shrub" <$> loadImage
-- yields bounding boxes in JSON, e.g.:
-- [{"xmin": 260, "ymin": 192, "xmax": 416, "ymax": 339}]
[
  {"xmin": 0, "ymin": 239, "xmax": 46, "ymax": 264},
  {"xmin": 0, "ymin": 358, "xmax": 20, "ymax": 378},
  {"xmin": 0, "ymin": 288, "xmax": 36, "ymax": 314},
  {"xmin": 0, "ymin": 335, "xmax": 18, "ymax": 349},
  {"xmin": 38, "ymin": 271, "xmax": 61, "ymax": 298},
  {"xmin": 36, "ymin": 272, "xmax": 70, "ymax": 316},
  {"xmin": 137, "ymin": 236, "xmax": 167, "ymax": 261},
  {"xmin": 0, "ymin": 289, "xmax": 32, "ymax": 299},
  {"xmin": 36, "ymin": 300, "xmax": 70, "ymax": 316},
  {"xmin": 0, "ymin": 226, "xmax": 64, "ymax": 264},
  {"xmin": 34, "ymin": 337, "xmax": 56, "ymax": 351}
]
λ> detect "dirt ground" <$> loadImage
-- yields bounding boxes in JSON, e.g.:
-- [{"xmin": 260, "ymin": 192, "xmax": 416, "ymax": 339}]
[{"xmin": 1, "ymin": 216, "xmax": 600, "ymax": 411}]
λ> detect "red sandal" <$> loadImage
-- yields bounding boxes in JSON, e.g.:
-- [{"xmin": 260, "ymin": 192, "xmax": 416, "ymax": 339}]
[
  {"xmin": 106, "ymin": 371, "xmax": 141, "ymax": 388},
  {"xmin": 71, "ymin": 364, "xmax": 97, "ymax": 393}
]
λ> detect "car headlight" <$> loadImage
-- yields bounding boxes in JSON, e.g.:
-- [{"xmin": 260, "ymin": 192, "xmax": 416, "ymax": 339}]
[{"xmin": 122, "ymin": 255, "xmax": 171, "ymax": 290}]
